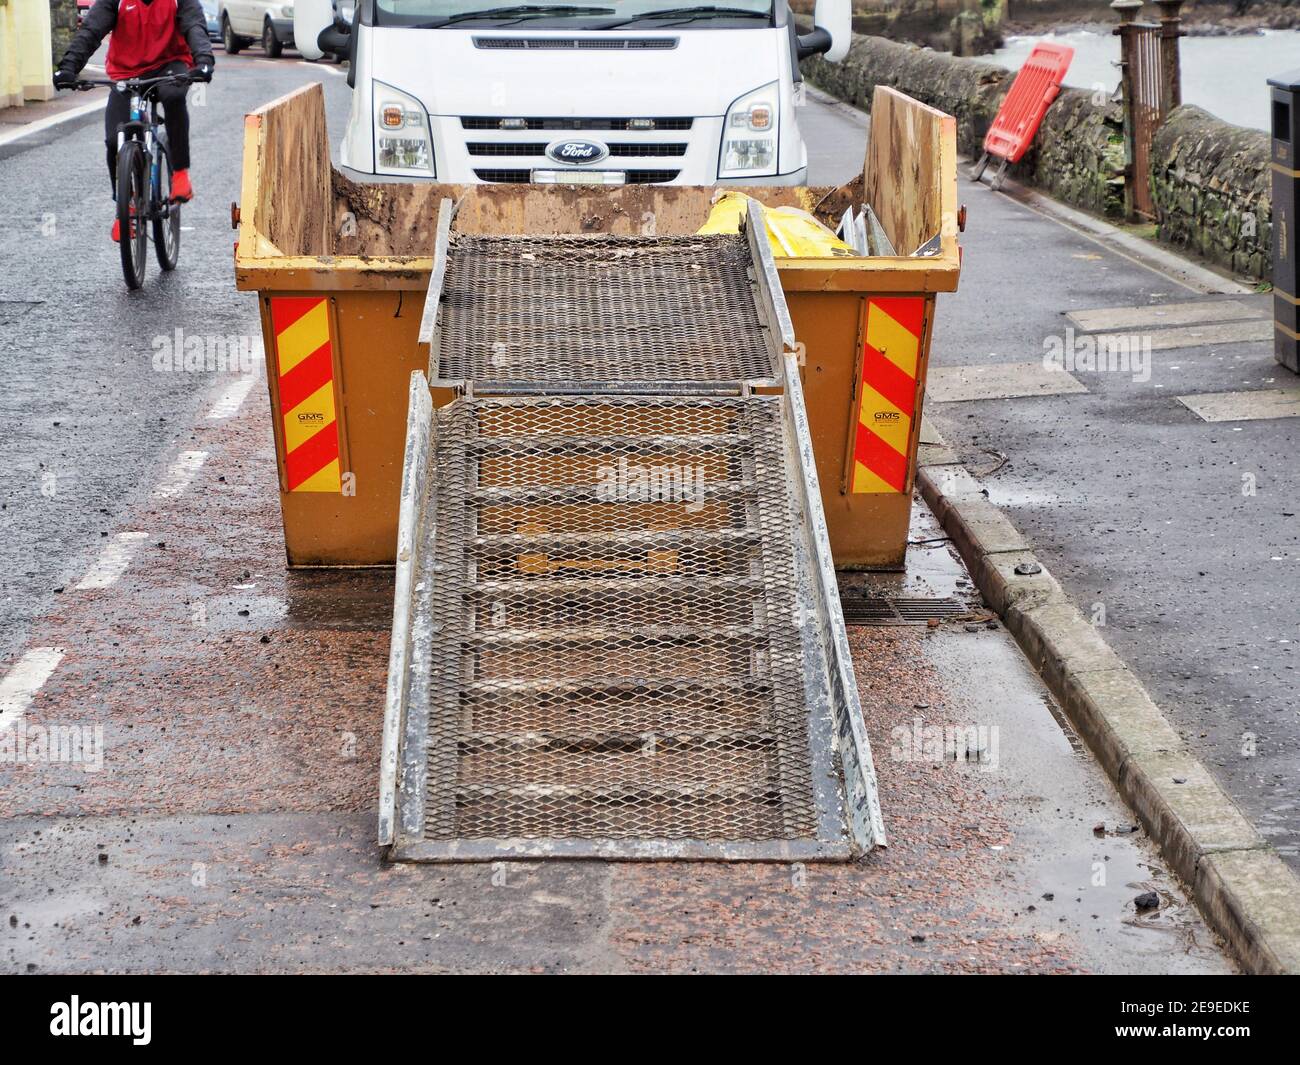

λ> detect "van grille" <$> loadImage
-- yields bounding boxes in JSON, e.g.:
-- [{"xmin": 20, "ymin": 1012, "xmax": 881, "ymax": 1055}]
[
  {"xmin": 467, "ymin": 142, "xmax": 688, "ymax": 158},
  {"xmin": 473, "ymin": 168, "xmax": 681, "ymax": 184},
  {"xmin": 473, "ymin": 36, "xmax": 678, "ymax": 50},
  {"xmin": 461, "ymin": 116, "xmax": 693, "ymax": 131}
]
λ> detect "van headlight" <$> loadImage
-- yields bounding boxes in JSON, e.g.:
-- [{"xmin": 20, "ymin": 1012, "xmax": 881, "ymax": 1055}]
[
  {"xmin": 374, "ymin": 81, "xmax": 435, "ymax": 176},
  {"xmin": 719, "ymin": 82, "xmax": 778, "ymax": 179}
]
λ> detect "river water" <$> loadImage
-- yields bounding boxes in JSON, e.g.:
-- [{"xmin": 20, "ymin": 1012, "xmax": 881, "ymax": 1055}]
[{"xmin": 988, "ymin": 29, "xmax": 1300, "ymax": 131}]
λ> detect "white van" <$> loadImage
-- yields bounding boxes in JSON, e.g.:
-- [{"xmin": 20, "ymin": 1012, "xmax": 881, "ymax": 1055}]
[{"xmin": 295, "ymin": 0, "xmax": 850, "ymax": 185}]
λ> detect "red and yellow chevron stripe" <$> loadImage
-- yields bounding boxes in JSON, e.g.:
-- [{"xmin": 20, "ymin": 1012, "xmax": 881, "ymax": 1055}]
[
  {"xmin": 851, "ymin": 296, "xmax": 925, "ymax": 494},
  {"xmin": 270, "ymin": 297, "xmax": 342, "ymax": 493}
]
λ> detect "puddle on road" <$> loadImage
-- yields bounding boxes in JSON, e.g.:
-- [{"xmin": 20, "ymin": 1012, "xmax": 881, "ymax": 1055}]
[
  {"xmin": 922, "ymin": 631, "xmax": 1232, "ymax": 973},
  {"xmin": 197, "ymin": 570, "xmax": 393, "ymax": 633},
  {"xmin": 838, "ymin": 499, "xmax": 981, "ymax": 607},
  {"xmin": 282, "ymin": 569, "xmax": 394, "ymax": 632}
]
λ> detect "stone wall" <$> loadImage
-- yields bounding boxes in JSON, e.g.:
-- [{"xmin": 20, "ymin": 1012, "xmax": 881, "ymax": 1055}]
[
  {"xmin": 800, "ymin": 32, "xmax": 1126, "ymax": 218},
  {"xmin": 804, "ymin": 1, "xmax": 1297, "ymax": 38},
  {"xmin": 49, "ymin": 0, "xmax": 78, "ymax": 66},
  {"xmin": 1150, "ymin": 106, "xmax": 1272, "ymax": 280},
  {"xmin": 800, "ymin": 31, "xmax": 1272, "ymax": 281}
]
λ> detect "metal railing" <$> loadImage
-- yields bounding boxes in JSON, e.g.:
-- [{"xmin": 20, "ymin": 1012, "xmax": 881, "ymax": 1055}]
[{"xmin": 1113, "ymin": 0, "xmax": 1184, "ymax": 221}]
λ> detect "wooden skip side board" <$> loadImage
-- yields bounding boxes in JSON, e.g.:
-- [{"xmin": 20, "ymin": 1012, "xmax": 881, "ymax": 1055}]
[
  {"xmin": 235, "ymin": 84, "xmax": 961, "ymax": 293},
  {"xmin": 240, "ymin": 82, "xmax": 333, "ymax": 261},
  {"xmin": 863, "ymin": 86, "xmax": 959, "ymax": 263}
]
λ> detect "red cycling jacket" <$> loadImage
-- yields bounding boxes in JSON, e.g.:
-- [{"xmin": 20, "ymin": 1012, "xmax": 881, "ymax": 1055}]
[
  {"xmin": 107, "ymin": 0, "xmax": 192, "ymax": 79},
  {"xmin": 60, "ymin": 0, "xmax": 213, "ymax": 81}
]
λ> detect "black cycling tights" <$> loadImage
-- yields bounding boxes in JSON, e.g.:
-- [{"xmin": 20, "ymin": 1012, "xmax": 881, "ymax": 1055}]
[{"xmin": 104, "ymin": 59, "xmax": 192, "ymax": 194}]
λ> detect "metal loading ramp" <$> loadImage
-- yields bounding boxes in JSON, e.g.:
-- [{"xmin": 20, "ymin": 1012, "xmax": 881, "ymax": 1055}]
[
  {"xmin": 380, "ymin": 199, "xmax": 886, "ymax": 861},
  {"xmin": 435, "ymin": 233, "xmax": 779, "ymax": 388}
]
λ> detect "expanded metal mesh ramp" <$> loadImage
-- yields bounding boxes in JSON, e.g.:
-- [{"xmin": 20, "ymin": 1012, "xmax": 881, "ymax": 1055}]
[
  {"xmin": 380, "ymin": 200, "xmax": 885, "ymax": 861},
  {"xmin": 436, "ymin": 234, "xmax": 779, "ymax": 389}
]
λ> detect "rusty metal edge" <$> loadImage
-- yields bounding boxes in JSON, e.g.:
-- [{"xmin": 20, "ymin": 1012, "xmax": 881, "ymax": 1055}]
[
  {"xmin": 388, "ymin": 838, "xmax": 854, "ymax": 862},
  {"xmin": 781, "ymin": 352, "xmax": 888, "ymax": 852},
  {"xmin": 428, "ymin": 380, "xmax": 774, "ymax": 395},
  {"xmin": 743, "ymin": 198, "xmax": 798, "ymax": 378},
  {"xmin": 418, "ymin": 198, "xmax": 456, "ymax": 360},
  {"xmin": 378, "ymin": 371, "xmax": 433, "ymax": 848}
]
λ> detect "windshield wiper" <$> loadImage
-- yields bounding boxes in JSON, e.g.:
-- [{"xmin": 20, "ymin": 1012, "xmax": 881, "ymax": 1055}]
[
  {"xmin": 421, "ymin": 6, "xmax": 615, "ymax": 27},
  {"xmin": 598, "ymin": 6, "xmax": 770, "ymax": 29}
]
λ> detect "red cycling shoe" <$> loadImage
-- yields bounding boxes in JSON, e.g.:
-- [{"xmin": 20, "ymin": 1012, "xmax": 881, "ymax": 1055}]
[
  {"xmin": 171, "ymin": 169, "xmax": 193, "ymax": 203},
  {"xmin": 111, "ymin": 207, "xmax": 136, "ymax": 243}
]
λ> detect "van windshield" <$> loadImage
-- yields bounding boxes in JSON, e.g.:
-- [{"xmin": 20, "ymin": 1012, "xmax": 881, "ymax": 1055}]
[{"xmin": 373, "ymin": 2, "xmax": 775, "ymax": 29}]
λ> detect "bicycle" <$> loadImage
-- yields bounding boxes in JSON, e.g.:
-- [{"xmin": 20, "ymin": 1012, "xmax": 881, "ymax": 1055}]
[{"xmin": 63, "ymin": 72, "xmax": 202, "ymax": 290}]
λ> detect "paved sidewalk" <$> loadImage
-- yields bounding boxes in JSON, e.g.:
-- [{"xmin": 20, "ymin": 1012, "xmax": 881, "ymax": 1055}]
[
  {"xmin": 926, "ymin": 173, "xmax": 1300, "ymax": 872},
  {"xmin": 1, "ymin": 88, "xmax": 89, "ymax": 127},
  {"xmin": 0, "ymin": 48, "xmax": 114, "ymax": 155},
  {"xmin": 0, "ymin": 88, "xmax": 107, "ymax": 151}
]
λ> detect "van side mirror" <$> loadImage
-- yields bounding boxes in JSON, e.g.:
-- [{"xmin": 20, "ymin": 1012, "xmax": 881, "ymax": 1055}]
[
  {"xmin": 294, "ymin": 0, "xmax": 336, "ymax": 62},
  {"xmin": 797, "ymin": 0, "xmax": 851, "ymax": 63},
  {"xmin": 319, "ymin": 17, "xmax": 352, "ymax": 58}
]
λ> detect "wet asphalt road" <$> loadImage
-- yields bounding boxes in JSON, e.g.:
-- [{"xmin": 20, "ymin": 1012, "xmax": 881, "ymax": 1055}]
[
  {"xmin": 0, "ymin": 55, "xmax": 350, "ymax": 666},
  {"xmin": 928, "ymin": 179, "xmax": 1300, "ymax": 869},
  {"xmin": 0, "ymin": 65, "xmax": 864, "ymax": 669},
  {"xmin": 0, "ymin": 58, "xmax": 1244, "ymax": 973}
]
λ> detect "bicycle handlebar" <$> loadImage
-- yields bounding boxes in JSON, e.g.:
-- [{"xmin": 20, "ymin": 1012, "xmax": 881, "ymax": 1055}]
[{"xmin": 61, "ymin": 70, "xmax": 203, "ymax": 93}]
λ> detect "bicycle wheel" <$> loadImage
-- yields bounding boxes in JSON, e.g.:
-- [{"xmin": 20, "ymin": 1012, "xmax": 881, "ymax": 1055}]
[
  {"xmin": 152, "ymin": 146, "xmax": 181, "ymax": 272},
  {"xmin": 116, "ymin": 140, "xmax": 148, "ymax": 290}
]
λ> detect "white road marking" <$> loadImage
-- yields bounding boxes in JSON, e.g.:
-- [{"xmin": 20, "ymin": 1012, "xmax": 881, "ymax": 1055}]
[
  {"xmin": 206, "ymin": 374, "xmax": 258, "ymax": 420},
  {"xmin": 1178, "ymin": 387, "xmax": 1300, "ymax": 423},
  {"xmin": 150, "ymin": 450, "xmax": 208, "ymax": 500},
  {"xmin": 1092, "ymin": 319, "xmax": 1272, "ymax": 352},
  {"xmin": 298, "ymin": 60, "xmax": 346, "ymax": 76},
  {"xmin": 927, "ymin": 361, "xmax": 1089, "ymax": 403},
  {"xmin": 1068, "ymin": 300, "xmax": 1265, "ymax": 333},
  {"xmin": 0, "ymin": 97, "xmax": 106, "ymax": 148},
  {"xmin": 0, "ymin": 648, "xmax": 65, "ymax": 733},
  {"xmin": 75, "ymin": 531, "xmax": 150, "ymax": 590}
]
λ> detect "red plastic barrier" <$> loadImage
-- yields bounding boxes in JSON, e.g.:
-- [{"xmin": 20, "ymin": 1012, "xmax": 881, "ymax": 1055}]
[{"xmin": 983, "ymin": 42, "xmax": 1075, "ymax": 164}]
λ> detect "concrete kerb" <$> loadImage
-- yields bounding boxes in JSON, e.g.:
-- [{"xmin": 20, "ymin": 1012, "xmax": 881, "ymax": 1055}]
[
  {"xmin": 915, "ymin": 428, "xmax": 1300, "ymax": 974},
  {"xmin": 1197, "ymin": 850, "xmax": 1300, "ymax": 976}
]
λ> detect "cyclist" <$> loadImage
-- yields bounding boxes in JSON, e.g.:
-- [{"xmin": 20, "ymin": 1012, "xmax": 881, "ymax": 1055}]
[{"xmin": 53, "ymin": 0, "xmax": 214, "ymax": 242}]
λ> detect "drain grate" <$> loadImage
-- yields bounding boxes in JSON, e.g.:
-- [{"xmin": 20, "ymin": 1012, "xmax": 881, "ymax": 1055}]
[
  {"xmin": 434, "ymin": 234, "xmax": 777, "ymax": 387},
  {"xmin": 839, "ymin": 596, "xmax": 969, "ymax": 626}
]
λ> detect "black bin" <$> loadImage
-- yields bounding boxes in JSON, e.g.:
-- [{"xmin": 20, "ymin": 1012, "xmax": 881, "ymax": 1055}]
[{"xmin": 1270, "ymin": 68, "xmax": 1300, "ymax": 373}]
